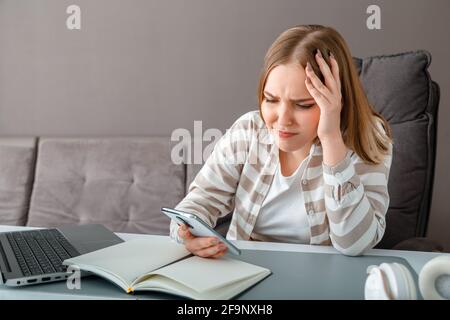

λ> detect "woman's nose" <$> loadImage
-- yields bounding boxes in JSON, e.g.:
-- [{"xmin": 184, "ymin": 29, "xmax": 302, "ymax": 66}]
[{"xmin": 277, "ymin": 103, "xmax": 294, "ymax": 127}]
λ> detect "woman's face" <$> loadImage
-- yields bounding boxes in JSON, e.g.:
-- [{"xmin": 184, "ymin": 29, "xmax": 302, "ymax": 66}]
[{"xmin": 261, "ymin": 62, "xmax": 320, "ymax": 155}]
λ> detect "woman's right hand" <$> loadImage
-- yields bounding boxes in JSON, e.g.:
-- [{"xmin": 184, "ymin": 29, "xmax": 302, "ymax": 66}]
[{"xmin": 177, "ymin": 224, "xmax": 228, "ymax": 259}]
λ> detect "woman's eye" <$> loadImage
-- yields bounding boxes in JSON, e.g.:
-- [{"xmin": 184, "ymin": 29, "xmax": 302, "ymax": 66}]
[
  {"xmin": 296, "ymin": 104, "xmax": 314, "ymax": 109},
  {"xmin": 264, "ymin": 98, "xmax": 276, "ymax": 103}
]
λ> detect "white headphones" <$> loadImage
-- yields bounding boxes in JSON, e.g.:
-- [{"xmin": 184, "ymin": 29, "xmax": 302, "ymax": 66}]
[{"xmin": 365, "ymin": 255, "xmax": 450, "ymax": 300}]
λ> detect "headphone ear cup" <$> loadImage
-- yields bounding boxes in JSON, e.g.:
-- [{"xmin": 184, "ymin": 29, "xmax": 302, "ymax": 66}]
[
  {"xmin": 389, "ymin": 263, "xmax": 418, "ymax": 300},
  {"xmin": 419, "ymin": 255, "xmax": 450, "ymax": 300},
  {"xmin": 365, "ymin": 266, "xmax": 392, "ymax": 299},
  {"xmin": 365, "ymin": 263, "xmax": 417, "ymax": 300}
]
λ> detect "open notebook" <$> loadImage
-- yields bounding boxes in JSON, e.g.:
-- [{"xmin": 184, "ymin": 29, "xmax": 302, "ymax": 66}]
[{"xmin": 63, "ymin": 238, "xmax": 271, "ymax": 300}]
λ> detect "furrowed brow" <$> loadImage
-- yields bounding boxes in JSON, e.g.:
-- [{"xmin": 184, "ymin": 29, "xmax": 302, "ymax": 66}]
[{"xmin": 264, "ymin": 91, "xmax": 314, "ymax": 103}]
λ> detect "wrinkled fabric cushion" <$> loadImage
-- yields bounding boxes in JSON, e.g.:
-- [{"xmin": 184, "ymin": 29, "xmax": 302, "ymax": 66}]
[
  {"xmin": 355, "ymin": 51, "xmax": 432, "ymax": 123},
  {"xmin": 27, "ymin": 138, "xmax": 185, "ymax": 235},
  {"xmin": 0, "ymin": 138, "xmax": 36, "ymax": 226},
  {"xmin": 392, "ymin": 237, "xmax": 444, "ymax": 253},
  {"xmin": 353, "ymin": 51, "xmax": 437, "ymax": 248}
]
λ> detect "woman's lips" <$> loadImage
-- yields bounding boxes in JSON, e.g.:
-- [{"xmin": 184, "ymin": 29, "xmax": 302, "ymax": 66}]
[{"xmin": 278, "ymin": 130, "xmax": 298, "ymax": 138}]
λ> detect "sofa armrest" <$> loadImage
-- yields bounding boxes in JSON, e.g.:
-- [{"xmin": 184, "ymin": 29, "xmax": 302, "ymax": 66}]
[{"xmin": 391, "ymin": 237, "xmax": 444, "ymax": 252}]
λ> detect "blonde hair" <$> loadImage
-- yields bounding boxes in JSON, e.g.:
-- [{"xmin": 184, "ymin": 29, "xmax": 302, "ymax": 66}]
[{"xmin": 257, "ymin": 24, "xmax": 392, "ymax": 164}]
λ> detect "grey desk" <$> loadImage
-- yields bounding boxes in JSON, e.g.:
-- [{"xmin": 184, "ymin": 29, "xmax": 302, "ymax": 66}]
[{"xmin": 0, "ymin": 225, "xmax": 448, "ymax": 300}]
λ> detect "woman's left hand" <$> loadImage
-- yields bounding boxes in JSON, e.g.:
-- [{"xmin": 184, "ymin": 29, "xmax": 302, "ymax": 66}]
[{"xmin": 304, "ymin": 50, "xmax": 343, "ymax": 142}]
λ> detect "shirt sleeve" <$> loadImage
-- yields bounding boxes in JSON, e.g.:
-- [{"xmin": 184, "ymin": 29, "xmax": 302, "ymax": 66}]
[
  {"xmin": 169, "ymin": 115, "xmax": 252, "ymax": 243},
  {"xmin": 322, "ymin": 143, "xmax": 393, "ymax": 256}
]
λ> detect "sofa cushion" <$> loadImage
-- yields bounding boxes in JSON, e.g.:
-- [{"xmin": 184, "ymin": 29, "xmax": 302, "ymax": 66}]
[
  {"xmin": 27, "ymin": 138, "xmax": 185, "ymax": 235},
  {"xmin": 0, "ymin": 138, "xmax": 36, "ymax": 226},
  {"xmin": 353, "ymin": 50, "xmax": 438, "ymax": 248}
]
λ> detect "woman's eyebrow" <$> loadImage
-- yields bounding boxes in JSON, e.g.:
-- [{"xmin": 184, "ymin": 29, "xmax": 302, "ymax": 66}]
[{"xmin": 264, "ymin": 91, "xmax": 314, "ymax": 103}]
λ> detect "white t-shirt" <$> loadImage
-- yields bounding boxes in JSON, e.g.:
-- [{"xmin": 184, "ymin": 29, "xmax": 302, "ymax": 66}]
[{"xmin": 251, "ymin": 156, "xmax": 311, "ymax": 243}]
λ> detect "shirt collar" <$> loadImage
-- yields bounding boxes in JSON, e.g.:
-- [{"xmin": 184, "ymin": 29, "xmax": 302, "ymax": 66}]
[{"xmin": 258, "ymin": 126, "xmax": 274, "ymax": 145}]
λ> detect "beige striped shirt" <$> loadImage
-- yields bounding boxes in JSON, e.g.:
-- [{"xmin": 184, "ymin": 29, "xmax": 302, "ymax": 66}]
[{"xmin": 170, "ymin": 110, "xmax": 392, "ymax": 256}]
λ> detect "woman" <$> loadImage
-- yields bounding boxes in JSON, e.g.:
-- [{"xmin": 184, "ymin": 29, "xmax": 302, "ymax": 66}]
[{"xmin": 170, "ymin": 24, "xmax": 393, "ymax": 258}]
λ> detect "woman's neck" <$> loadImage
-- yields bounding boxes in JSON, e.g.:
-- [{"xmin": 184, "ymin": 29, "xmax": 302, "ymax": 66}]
[{"xmin": 278, "ymin": 143, "xmax": 312, "ymax": 177}]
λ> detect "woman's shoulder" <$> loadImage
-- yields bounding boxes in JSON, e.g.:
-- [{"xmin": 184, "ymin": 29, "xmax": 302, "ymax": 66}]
[{"xmin": 226, "ymin": 110, "xmax": 268, "ymax": 141}]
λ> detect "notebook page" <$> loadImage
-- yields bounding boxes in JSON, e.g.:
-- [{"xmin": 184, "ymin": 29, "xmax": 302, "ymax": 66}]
[
  {"xmin": 134, "ymin": 270, "xmax": 271, "ymax": 300},
  {"xmin": 63, "ymin": 238, "xmax": 190, "ymax": 285},
  {"xmin": 145, "ymin": 255, "xmax": 271, "ymax": 293}
]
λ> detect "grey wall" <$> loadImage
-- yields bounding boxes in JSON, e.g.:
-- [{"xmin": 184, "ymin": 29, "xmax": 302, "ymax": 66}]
[{"xmin": 1, "ymin": 0, "xmax": 449, "ymax": 250}]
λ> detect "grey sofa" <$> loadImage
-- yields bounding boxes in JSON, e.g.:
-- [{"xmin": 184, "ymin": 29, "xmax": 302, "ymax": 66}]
[{"xmin": 0, "ymin": 50, "xmax": 442, "ymax": 252}]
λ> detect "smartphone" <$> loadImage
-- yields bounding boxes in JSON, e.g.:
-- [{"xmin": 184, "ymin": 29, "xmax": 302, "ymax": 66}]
[{"xmin": 161, "ymin": 207, "xmax": 241, "ymax": 255}]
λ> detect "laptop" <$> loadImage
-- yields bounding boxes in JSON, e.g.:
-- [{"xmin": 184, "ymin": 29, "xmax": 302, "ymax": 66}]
[{"xmin": 0, "ymin": 224, "xmax": 124, "ymax": 287}]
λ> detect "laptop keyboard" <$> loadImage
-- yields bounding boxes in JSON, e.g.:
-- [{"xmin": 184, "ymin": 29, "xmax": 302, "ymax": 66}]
[{"xmin": 5, "ymin": 229, "xmax": 80, "ymax": 277}]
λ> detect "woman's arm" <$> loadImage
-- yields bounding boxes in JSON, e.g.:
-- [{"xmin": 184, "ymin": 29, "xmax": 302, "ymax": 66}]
[
  {"xmin": 322, "ymin": 139, "xmax": 393, "ymax": 256},
  {"xmin": 169, "ymin": 114, "xmax": 252, "ymax": 244},
  {"xmin": 304, "ymin": 50, "xmax": 392, "ymax": 256}
]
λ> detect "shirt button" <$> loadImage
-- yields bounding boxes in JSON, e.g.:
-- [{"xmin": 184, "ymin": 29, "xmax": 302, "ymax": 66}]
[
  {"xmin": 302, "ymin": 180, "xmax": 308, "ymax": 185},
  {"xmin": 308, "ymin": 210, "xmax": 314, "ymax": 215},
  {"xmin": 336, "ymin": 172, "xmax": 342, "ymax": 179}
]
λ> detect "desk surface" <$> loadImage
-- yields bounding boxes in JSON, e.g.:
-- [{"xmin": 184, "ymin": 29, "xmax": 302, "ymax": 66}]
[{"xmin": 0, "ymin": 225, "xmax": 448, "ymax": 300}]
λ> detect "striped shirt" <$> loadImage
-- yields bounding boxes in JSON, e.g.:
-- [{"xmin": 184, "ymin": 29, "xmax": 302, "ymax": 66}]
[
  {"xmin": 170, "ymin": 110, "xmax": 392, "ymax": 256},
  {"xmin": 251, "ymin": 151, "xmax": 311, "ymax": 243}
]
